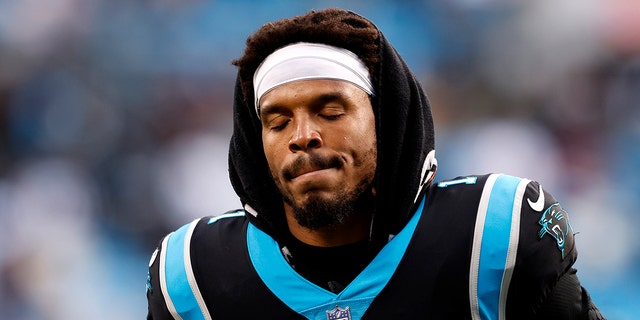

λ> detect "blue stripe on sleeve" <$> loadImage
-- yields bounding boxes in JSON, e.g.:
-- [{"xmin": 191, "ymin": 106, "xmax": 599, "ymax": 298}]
[
  {"xmin": 477, "ymin": 174, "xmax": 521, "ymax": 320},
  {"xmin": 164, "ymin": 222, "xmax": 205, "ymax": 320}
]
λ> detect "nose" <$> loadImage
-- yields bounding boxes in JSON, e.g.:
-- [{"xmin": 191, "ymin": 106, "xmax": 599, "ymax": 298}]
[{"xmin": 289, "ymin": 119, "xmax": 323, "ymax": 152}]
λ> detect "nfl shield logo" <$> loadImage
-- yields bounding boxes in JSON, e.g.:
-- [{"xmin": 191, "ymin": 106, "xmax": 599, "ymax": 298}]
[{"xmin": 326, "ymin": 305, "xmax": 351, "ymax": 320}]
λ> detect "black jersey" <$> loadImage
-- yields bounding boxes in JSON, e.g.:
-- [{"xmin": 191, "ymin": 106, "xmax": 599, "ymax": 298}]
[{"xmin": 146, "ymin": 174, "xmax": 602, "ymax": 319}]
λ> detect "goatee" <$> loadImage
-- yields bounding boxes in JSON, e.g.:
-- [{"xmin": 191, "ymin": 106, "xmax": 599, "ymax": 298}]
[{"xmin": 285, "ymin": 180, "xmax": 374, "ymax": 230}]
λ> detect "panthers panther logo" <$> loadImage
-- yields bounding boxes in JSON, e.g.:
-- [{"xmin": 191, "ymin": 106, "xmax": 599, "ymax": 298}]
[{"xmin": 538, "ymin": 203, "xmax": 574, "ymax": 259}]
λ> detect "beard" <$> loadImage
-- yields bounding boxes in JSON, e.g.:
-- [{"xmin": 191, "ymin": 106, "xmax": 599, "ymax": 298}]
[
  {"xmin": 282, "ymin": 175, "xmax": 374, "ymax": 231},
  {"xmin": 274, "ymin": 151, "xmax": 376, "ymax": 231}
]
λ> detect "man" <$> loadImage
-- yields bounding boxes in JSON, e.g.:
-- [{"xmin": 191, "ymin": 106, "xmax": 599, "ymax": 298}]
[{"xmin": 146, "ymin": 8, "xmax": 604, "ymax": 319}]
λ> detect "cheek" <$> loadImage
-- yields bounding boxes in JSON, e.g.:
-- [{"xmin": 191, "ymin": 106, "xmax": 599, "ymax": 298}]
[
  {"xmin": 357, "ymin": 115, "xmax": 378, "ymax": 168},
  {"xmin": 347, "ymin": 122, "xmax": 377, "ymax": 168},
  {"xmin": 354, "ymin": 137, "xmax": 377, "ymax": 169},
  {"xmin": 262, "ymin": 133, "xmax": 292, "ymax": 180},
  {"xmin": 354, "ymin": 115, "xmax": 377, "ymax": 149},
  {"xmin": 262, "ymin": 135, "xmax": 280, "ymax": 172}
]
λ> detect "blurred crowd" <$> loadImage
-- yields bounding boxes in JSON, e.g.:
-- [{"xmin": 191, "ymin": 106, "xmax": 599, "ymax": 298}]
[{"xmin": 0, "ymin": 0, "xmax": 638, "ymax": 319}]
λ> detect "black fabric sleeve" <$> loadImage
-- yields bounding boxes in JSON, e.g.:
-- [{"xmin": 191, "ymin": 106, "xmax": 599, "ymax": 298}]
[
  {"xmin": 535, "ymin": 268, "xmax": 606, "ymax": 319},
  {"xmin": 508, "ymin": 180, "xmax": 605, "ymax": 319}
]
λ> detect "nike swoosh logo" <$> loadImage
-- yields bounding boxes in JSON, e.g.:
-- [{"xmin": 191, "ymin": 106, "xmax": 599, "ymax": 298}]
[{"xmin": 527, "ymin": 184, "xmax": 545, "ymax": 212}]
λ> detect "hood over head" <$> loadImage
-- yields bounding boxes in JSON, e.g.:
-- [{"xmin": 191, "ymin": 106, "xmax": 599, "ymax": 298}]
[{"xmin": 228, "ymin": 9, "xmax": 436, "ymax": 245}]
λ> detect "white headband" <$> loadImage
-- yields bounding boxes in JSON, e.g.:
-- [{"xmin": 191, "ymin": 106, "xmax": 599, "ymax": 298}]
[{"xmin": 252, "ymin": 42, "xmax": 374, "ymax": 117}]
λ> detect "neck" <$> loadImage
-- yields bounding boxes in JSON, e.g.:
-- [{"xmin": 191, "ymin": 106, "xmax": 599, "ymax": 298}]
[{"xmin": 284, "ymin": 204, "xmax": 372, "ymax": 247}]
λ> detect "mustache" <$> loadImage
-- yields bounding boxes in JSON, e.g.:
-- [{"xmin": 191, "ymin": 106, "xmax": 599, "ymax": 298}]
[{"xmin": 282, "ymin": 153, "xmax": 343, "ymax": 180}]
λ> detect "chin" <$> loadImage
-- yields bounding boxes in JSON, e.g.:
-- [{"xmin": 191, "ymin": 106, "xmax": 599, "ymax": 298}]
[{"xmin": 291, "ymin": 186, "xmax": 374, "ymax": 231}]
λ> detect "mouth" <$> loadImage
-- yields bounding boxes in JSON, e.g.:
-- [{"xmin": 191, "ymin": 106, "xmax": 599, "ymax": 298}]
[
  {"xmin": 283, "ymin": 154, "xmax": 343, "ymax": 181},
  {"xmin": 290, "ymin": 168, "xmax": 336, "ymax": 181}
]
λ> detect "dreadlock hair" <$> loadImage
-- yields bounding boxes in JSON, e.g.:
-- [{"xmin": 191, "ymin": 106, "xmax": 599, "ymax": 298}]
[{"xmin": 232, "ymin": 8, "xmax": 380, "ymax": 107}]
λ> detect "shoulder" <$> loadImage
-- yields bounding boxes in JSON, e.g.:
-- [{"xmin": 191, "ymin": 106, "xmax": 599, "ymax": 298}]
[
  {"xmin": 163, "ymin": 209, "xmax": 249, "ymax": 257},
  {"xmin": 434, "ymin": 173, "xmax": 580, "ymax": 315},
  {"xmin": 431, "ymin": 173, "xmax": 577, "ymax": 266},
  {"xmin": 146, "ymin": 209, "xmax": 249, "ymax": 319},
  {"xmin": 428, "ymin": 174, "xmax": 490, "ymax": 207},
  {"xmin": 429, "ymin": 174, "xmax": 534, "ymax": 210},
  {"xmin": 191, "ymin": 209, "xmax": 249, "ymax": 243},
  {"xmin": 147, "ymin": 209, "xmax": 248, "ymax": 282}
]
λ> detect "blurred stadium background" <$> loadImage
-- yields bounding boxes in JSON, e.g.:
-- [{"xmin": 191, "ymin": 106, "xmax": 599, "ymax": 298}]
[{"xmin": 0, "ymin": 0, "xmax": 638, "ymax": 318}]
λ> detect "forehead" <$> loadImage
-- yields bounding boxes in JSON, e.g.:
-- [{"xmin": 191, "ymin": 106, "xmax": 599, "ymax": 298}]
[{"xmin": 258, "ymin": 79, "xmax": 370, "ymax": 111}]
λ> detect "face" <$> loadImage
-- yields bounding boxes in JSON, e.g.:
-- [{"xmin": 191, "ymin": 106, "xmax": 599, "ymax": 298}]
[{"xmin": 260, "ymin": 79, "xmax": 377, "ymax": 230}]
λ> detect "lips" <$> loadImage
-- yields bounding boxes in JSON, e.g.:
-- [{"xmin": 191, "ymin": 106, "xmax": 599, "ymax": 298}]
[{"xmin": 282, "ymin": 153, "xmax": 343, "ymax": 181}]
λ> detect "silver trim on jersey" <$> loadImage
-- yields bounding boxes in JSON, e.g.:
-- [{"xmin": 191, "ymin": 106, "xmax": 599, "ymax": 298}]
[
  {"xmin": 469, "ymin": 174, "xmax": 498, "ymax": 320},
  {"xmin": 498, "ymin": 178, "xmax": 529, "ymax": 318},
  {"xmin": 159, "ymin": 218, "xmax": 212, "ymax": 320},
  {"xmin": 469, "ymin": 174, "xmax": 529, "ymax": 320}
]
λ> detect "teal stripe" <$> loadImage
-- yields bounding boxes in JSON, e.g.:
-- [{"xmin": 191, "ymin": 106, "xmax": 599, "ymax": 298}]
[
  {"xmin": 247, "ymin": 196, "xmax": 426, "ymax": 320},
  {"xmin": 165, "ymin": 222, "xmax": 204, "ymax": 320},
  {"xmin": 477, "ymin": 175, "xmax": 521, "ymax": 320}
]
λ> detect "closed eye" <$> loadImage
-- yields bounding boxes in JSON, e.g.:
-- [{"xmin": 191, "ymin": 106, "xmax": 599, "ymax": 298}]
[
  {"xmin": 320, "ymin": 113, "xmax": 343, "ymax": 121},
  {"xmin": 270, "ymin": 120, "xmax": 289, "ymax": 131},
  {"xmin": 264, "ymin": 114, "xmax": 290, "ymax": 132}
]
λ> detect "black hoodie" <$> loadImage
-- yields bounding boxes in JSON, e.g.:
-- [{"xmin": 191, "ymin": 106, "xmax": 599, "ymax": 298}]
[{"xmin": 228, "ymin": 16, "xmax": 436, "ymax": 247}]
